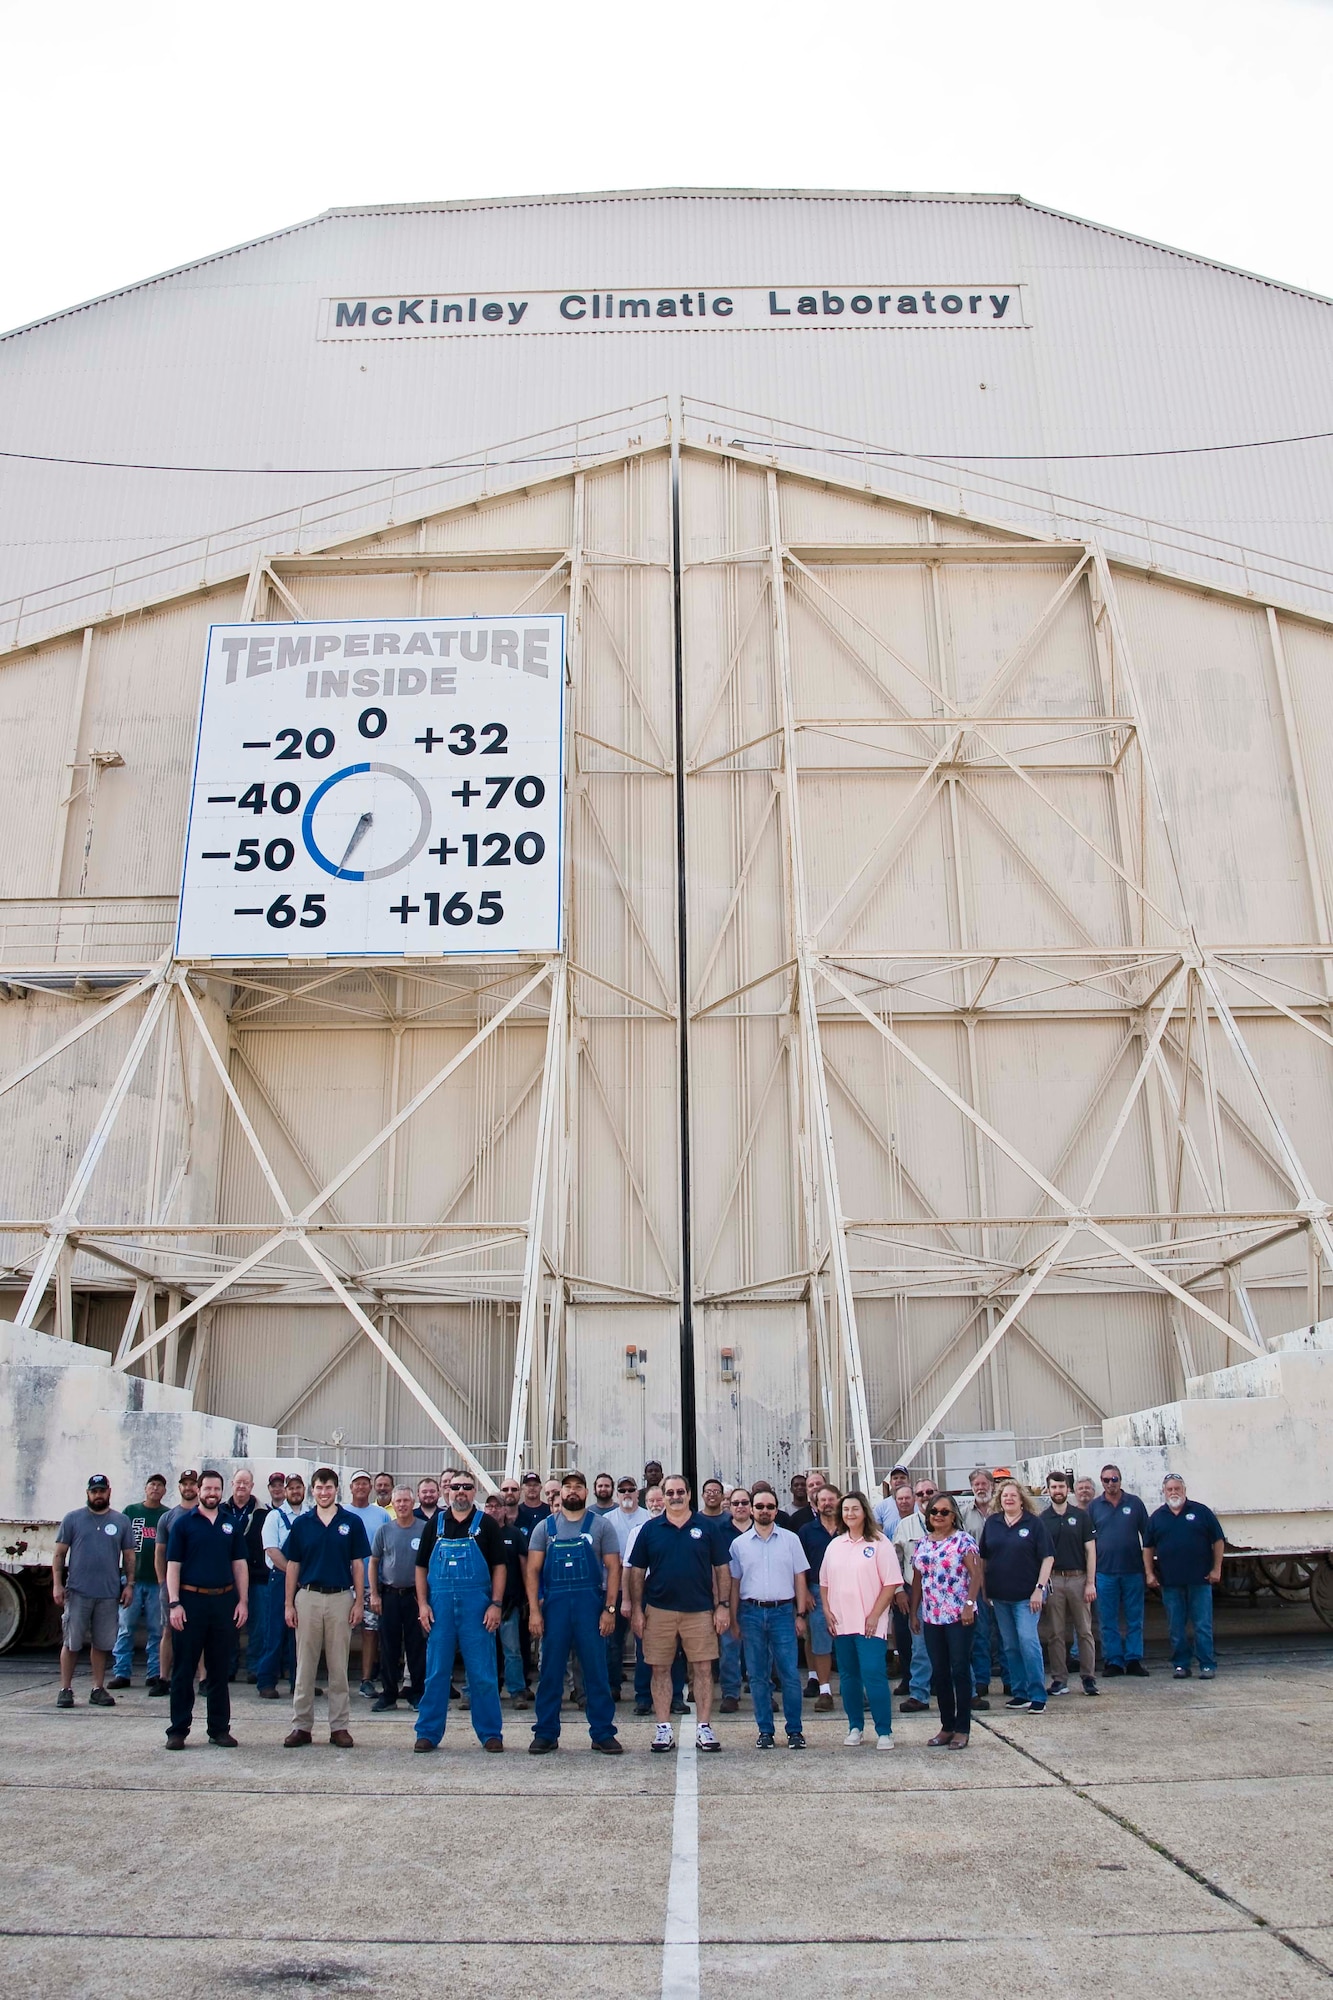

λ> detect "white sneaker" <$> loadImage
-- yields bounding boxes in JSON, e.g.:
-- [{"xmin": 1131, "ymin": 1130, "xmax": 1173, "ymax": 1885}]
[
  {"xmin": 875, "ymin": 1733, "xmax": 895, "ymax": 1750},
  {"xmin": 651, "ymin": 1723, "xmax": 675, "ymax": 1753},
  {"xmin": 695, "ymin": 1723, "xmax": 721, "ymax": 1752},
  {"xmin": 843, "ymin": 1727, "xmax": 864, "ymax": 1746}
]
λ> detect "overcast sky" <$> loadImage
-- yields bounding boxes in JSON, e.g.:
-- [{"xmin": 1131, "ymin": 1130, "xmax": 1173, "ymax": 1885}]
[{"xmin": 2, "ymin": 0, "xmax": 1331, "ymax": 333}]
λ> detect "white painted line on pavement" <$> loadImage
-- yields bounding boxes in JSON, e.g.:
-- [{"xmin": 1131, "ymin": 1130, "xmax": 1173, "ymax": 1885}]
[{"xmin": 661, "ymin": 1721, "xmax": 700, "ymax": 2000}]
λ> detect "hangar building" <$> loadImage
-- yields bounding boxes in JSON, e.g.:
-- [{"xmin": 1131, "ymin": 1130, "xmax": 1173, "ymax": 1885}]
[{"xmin": 2, "ymin": 188, "xmax": 1332, "ymax": 1492}]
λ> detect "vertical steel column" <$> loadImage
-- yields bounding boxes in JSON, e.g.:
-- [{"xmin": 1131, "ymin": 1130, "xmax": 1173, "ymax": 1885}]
[
  {"xmin": 765, "ymin": 468, "xmax": 876, "ymax": 1491},
  {"xmin": 505, "ymin": 966, "xmax": 564, "ymax": 1476},
  {"xmin": 670, "ymin": 407, "xmax": 699, "ymax": 1491}
]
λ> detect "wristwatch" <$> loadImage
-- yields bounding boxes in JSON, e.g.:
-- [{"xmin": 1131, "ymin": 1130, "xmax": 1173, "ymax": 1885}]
[{"xmin": 169, "ymin": 1601, "xmax": 181, "ymax": 1610}]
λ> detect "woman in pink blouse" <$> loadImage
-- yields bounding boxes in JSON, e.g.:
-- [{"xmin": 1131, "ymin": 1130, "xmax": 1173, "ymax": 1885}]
[
  {"xmin": 908, "ymin": 1493, "xmax": 983, "ymax": 1748},
  {"xmin": 818, "ymin": 1491, "xmax": 903, "ymax": 1748}
]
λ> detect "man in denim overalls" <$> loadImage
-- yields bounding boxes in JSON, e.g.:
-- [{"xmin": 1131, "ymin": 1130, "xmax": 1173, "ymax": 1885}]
[
  {"xmin": 525, "ymin": 1471, "xmax": 623, "ymax": 1756},
  {"xmin": 412, "ymin": 1472, "xmax": 507, "ymax": 1753}
]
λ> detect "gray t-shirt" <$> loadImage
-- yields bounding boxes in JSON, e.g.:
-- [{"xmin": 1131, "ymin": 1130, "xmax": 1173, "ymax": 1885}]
[
  {"xmin": 57, "ymin": 1506, "xmax": 134, "ymax": 1599},
  {"xmin": 529, "ymin": 1510, "xmax": 620, "ymax": 1585},
  {"xmin": 371, "ymin": 1518, "xmax": 424, "ymax": 1589}
]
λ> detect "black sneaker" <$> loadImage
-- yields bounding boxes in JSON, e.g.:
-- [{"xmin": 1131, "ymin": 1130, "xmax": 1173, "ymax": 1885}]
[
  {"xmin": 1173, "ymin": 1665, "xmax": 1192, "ymax": 1679},
  {"xmin": 787, "ymin": 1731, "xmax": 807, "ymax": 1749},
  {"xmin": 89, "ymin": 1687, "xmax": 115, "ymax": 1707},
  {"xmin": 1046, "ymin": 1679, "xmax": 1068, "ymax": 1696},
  {"xmin": 1082, "ymin": 1677, "xmax": 1100, "ymax": 1696},
  {"xmin": 670, "ymin": 1698, "xmax": 690, "ymax": 1714},
  {"xmin": 1004, "ymin": 1695, "xmax": 1028, "ymax": 1708},
  {"xmin": 1103, "ymin": 1662, "xmax": 1125, "ymax": 1676},
  {"xmin": 633, "ymin": 1701, "xmax": 652, "ymax": 1715},
  {"xmin": 1125, "ymin": 1660, "xmax": 1150, "ymax": 1678},
  {"xmin": 359, "ymin": 1679, "xmax": 377, "ymax": 1698},
  {"xmin": 1025, "ymin": 1701, "xmax": 1047, "ymax": 1713},
  {"xmin": 756, "ymin": 1731, "xmax": 776, "ymax": 1749},
  {"xmin": 56, "ymin": 1688, "xmax": 74, "ymax": 1710},
  {"xmin": 371, "ymin": 1696, "xmax": 398, "ymax": 1711}
]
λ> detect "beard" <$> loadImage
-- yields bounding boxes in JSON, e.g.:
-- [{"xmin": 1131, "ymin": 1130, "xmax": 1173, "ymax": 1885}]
[{"xmin": 87, "ymin": 1494, "xmax": 111, "ymax": 1511}]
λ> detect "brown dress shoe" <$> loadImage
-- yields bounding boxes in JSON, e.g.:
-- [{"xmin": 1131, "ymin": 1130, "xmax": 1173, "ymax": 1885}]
[
  {"xmin": 329, "ymin": 1730, "xmax": 354, "ymax": 1748},
  {"xmin": 814, "ymin": 1692, "xmax": 835, "ymax": 1712},
  {"xmin": 482, "ymin": 1737, "xmax": 504, "ymax": 1752},
  {"xmin": 719, "ymin": 1696, "xmax": 739, "ymax": 1713},
  {"xmin": 283, "ymin": 1728, "xmax": 313, "ymax": 1748}
]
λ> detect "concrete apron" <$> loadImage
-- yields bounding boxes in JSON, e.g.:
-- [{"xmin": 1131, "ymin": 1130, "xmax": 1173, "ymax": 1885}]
[{"xmin": 0, "ymin": 1607, "xmax": 1331, "ymax": 1998}]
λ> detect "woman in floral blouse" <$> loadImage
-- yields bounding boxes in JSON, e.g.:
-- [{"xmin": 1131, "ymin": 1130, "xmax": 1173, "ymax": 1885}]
[{"xmin": 908, "ymin": 1493, "xmax": 984, "ymax": 1748}]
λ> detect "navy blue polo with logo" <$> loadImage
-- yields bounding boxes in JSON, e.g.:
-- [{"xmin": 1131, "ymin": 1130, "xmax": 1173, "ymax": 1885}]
[{"xmin": 283, "ymin": 1505, "xmax": 371, "ymax": 1588}]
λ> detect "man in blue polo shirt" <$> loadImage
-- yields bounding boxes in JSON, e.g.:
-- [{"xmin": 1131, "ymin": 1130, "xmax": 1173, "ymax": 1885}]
[
  {"xmin": 1144, "ymin": 1475, "xmax": 1225, "ymax": 1678},
  {"xmin": 282, "ymin": 1468, "xmax": 370, "ymax": 1749},
  {"xmin": 1089, "ymin": 1464, "xmax": 1152, "ymax": 1677},
  {"xmin": 627, "ymin": 1473, "xmax": 732, "ymax": 1755},
  {"xmin": 164, "ymin": 1469, "xmax": 249, "ymax": 1749}
]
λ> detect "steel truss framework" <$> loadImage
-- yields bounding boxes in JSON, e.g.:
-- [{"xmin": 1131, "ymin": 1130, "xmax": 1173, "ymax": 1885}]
[{"xmin": 3, "ymin": 419, "xmax": 1333, "ymax": 1490}]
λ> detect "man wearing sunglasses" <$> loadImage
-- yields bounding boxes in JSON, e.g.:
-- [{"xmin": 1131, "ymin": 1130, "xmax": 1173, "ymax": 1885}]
[
  {"xmin": 414, "ymin": 1471, "xmax": 507, "ymax": 1753},
  {"xmin": 1089, "ymin": 1464, "xmax": 1152, "ymax": 1677},
  {"xmin": 627, "ymin": 1474, "xmax": 732, "ymax": 1754}
]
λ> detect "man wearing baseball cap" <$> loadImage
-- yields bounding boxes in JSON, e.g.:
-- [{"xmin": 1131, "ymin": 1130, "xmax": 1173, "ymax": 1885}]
[{"xmin": 52, "ymin": 1475, "xmax": 136, "ymax": 1710}]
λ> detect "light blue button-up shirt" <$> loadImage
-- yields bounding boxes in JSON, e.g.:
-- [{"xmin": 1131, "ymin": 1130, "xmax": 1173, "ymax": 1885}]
[{"xmin": 728, "ymin": 1523, "xmax": 810, "ymax": 1601}]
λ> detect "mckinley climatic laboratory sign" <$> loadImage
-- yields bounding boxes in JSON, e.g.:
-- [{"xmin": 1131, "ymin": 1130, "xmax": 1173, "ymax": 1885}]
[
  {"xmin": 319, "ymin": 283, "xmax": 1027, "ymax": 339},
  {"xmin": 176, "ymin": 616, "xmax": 564, "ymax": 959}
]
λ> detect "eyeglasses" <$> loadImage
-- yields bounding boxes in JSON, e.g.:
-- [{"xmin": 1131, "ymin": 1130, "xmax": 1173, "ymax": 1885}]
[{"xmin": 664, "ymin": 1489, "xmax": 689, "ymax": 1500}]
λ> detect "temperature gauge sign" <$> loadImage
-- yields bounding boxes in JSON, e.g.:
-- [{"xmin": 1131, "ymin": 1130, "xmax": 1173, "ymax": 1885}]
[{"xmin": 175, "ymin": 615, "xmax": 564, "ymax": 958}]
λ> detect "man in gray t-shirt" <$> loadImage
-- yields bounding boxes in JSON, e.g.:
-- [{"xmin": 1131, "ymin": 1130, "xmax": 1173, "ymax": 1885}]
[
  {"xmin": 368, "ymin": 1488, "xmax": 427, "ymax": 1709},
  {"xmin": 525, "ymin": 1472, "xmax": 623, "ymax": 1753},
  {"xmin": 53, "ymin": 1475, "xmax": 136, "ymax": 1709}
]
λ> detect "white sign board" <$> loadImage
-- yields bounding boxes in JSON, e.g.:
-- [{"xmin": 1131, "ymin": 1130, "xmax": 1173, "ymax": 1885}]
[{"xmin": 176, "ymin": 615, "xmax": 564, "ymax": 958}]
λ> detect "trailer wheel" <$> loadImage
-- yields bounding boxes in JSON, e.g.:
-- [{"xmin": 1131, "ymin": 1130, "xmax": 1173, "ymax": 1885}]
[
  {"xmin": 1257, "ymin": 1556, "xmax": 1315, "ymax": 1601},
  {"xmin": 1310, "ymin": 1557, "xmax": 1333, "ymax": 1631},
  {"xmin": 0, "ymin": 1574, "xmax": 24, "ymax": 1655}
]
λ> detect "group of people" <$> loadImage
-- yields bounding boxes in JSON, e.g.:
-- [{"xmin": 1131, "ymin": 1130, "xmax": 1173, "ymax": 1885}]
[{"xmin": 52, "ymin": 1452, "xmax": 1226, "ymax": 1756}]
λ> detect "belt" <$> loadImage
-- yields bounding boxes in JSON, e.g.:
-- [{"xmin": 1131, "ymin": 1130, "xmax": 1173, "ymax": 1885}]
[
  {"xmin": 382, "ymin": 1582, "xmax": 417, "ymax": 1593},
  {"xmin": 742, "ymin": 1597, "xmax": 795, "ymax": 1608},
  {"xmin": 300, "ymin": 1583, "xmax": 351, "ymax": 1595},
  {"xmin": 1054, "ymin": 1568, "xmax": 1085, "ymax": 1576},
  {"xmin": 181, "ymin": 1584, "xmax": 234, "ymax": 1596}
]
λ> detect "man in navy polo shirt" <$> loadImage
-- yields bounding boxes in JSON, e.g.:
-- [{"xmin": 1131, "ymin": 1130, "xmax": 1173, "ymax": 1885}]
[
  {"xmin": 164, "ymin": 1469, "xmax": 249, "ymax": 1749},
  {"xmin": 627, "ymin": 1473, "xmax": 732, "ymax": 1755},
  {"xmin": 282, "ymin": 1468, "xmax": 370, "ymax": 1749},
  {"xmin": 1089, "ymin": 1464, "xmax": 1152, "ymax": 1677},
  {"xmin": 1144, "ymin": 1475, "xmax": 1225, "ymax": 1678}
]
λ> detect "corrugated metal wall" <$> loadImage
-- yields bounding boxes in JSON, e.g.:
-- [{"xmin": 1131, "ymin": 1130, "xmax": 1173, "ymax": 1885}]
[{"xmin": 3, "ymin": 433, "xmax": 1333, "ymax": 1487}]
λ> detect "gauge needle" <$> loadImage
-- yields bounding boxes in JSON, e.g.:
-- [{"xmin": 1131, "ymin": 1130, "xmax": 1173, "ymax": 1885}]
[{"xmin": 337, "ymin": 812, "xmax": 373, "ymax": 872}]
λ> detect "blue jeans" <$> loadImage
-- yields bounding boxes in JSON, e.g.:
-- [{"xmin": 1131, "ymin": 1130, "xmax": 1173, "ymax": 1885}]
[
  {"xmin": 991, "ymin": 1599, "xmax": 1046, "ymax": 1702},
  {"xmin": 1096, "ymin": 1571, "xmax": 1146, "ymax": 1666},
  {"xmin": 113, "ymin": 1582, "xmax": 161, "ymax": 1680},
  {"xmin": 534, "ymin": 1589, "xmax": 618, "ymax": 1743},
  {"xmin": 739, "ymin": 1602, "xmax": 802, "ymax": 1737},
  {"xmin": 499, "ymin": 1609, "xmax": 526, "ymax": 1696},
  {"xmin": 834, "ymin": 1633, "xmax": 895, "ymax": 1736},
  {"xmin": 805, "ymin": 1600, "xmax": 832, "ymax": 1662},
  {"xmin": 416, "ymin": 1584, "xmax": 504, "ymax": 1746},
  {"xmin": 1162, "ymin": 1583, "xmax": 1215, "ymax": 1671},
  {"xmin": 251, "ymin": 1575, "xmax": 293, "ymax": 1691},
  {"xmin": 970, "ymin": 1596, "xmax": 997, "ymax": 1691},
  {"xmin": 908, "ymin": 1621, "xmax": 933, "ymax": 1702},
  {"xmin": 635, "ymin": 1636, "xmax": 686, "ymax": 1705},
  {"xmin": 718, "ymin": 1623, "xmax": 744, "ymax": 1700}
]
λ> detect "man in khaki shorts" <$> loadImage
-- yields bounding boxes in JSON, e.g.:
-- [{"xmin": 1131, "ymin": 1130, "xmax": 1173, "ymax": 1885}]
[{"xmin": 627, "ymin": 1473, "xmax": 732, "ymax": 1754}]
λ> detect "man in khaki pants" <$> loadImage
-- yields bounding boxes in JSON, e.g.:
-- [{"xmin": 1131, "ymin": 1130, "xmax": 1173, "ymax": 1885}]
[
  {"xmin": 1038, "ymin": 1470, "xmax": 1099, "ymax": 1697},
  {"xmin": 282, "ymin": 1468, "xmax": 371, "ymax": 1748}
]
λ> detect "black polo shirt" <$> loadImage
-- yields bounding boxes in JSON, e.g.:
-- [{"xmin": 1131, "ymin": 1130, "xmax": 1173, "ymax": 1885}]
[
  {"xmin": 978, "ymin": 1511, "xmax": 1054, "ymax": 1602},
  {"xmin": 628, "ymin": 1511, "xmax": 729, "ymax": 1612},
  {"xmin": 1041, "ymin": 1502, "xmax": 1095, "ymax": 1572},
  {"xmin": 167, "ymin": 1506, "xmax": 244, "ymax": 1590},
  {"xmin": 283, "ymin": 1506, "xmax": 371, "ymax": 1590}
]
